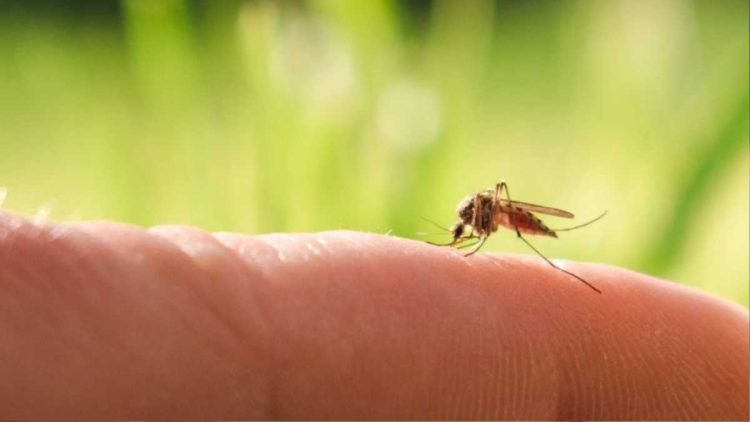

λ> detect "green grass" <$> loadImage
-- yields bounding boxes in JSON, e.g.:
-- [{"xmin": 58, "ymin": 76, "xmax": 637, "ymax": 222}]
[{"xmin": 0, "ymin": 0, "xmax": 747, "ymax": 306}]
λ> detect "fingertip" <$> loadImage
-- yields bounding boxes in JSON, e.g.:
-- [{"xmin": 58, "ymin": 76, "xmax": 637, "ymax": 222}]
[{"xmin": 223, "ymin": 231, "xmax": 747, "ymax": 419}]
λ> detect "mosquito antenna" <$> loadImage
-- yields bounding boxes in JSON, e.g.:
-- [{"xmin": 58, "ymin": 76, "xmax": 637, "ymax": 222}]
[
  {"xmin": 419, "ymin": 216, "xmax": 452, "ymax": 233},
  {"xmin": 552, "ymin": 210, "xmax": 608, "ymax": 232}
]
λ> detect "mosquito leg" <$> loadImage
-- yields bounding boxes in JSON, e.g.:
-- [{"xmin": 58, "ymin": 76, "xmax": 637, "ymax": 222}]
[
  {"xmin": 552, "ymin": 210, "xmax": 608, "ymax": 232},
  {"xmin": 427, "ymin": 238, "xmax": 465, "ymax": 247},
  {"xmin": 495, "ymin": 181, "xmax": 601, "ymax": 293},
  {"xmin": 426, "ymin": 232, "xmax": 479, "ymax": 247},
  {"xmin": 463, "ymin": 236, "xmax": 487, "ymax": 257},
  {"xmin": 495, "ymin": 181, "xmax": 521, "ymax": 238},
  {"xmin": 456, "ymin": 240, "xmax": 480, "ymax": 250},
  {"xmin": 472, "ymin": 195, "xmax": 482, "ymax": 229},
  {"xmin": 517, "ymin": 235, "xmax": 601, "ymax": 293},
  {"xmin": 455, "ymin": 235, "xmax": 480, "ymax": 250}
]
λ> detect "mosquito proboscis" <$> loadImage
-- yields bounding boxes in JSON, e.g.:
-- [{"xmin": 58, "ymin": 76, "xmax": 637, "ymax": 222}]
[{"xmin": 426, "ymin": 181, "xmax": 606, "ymax": 294}]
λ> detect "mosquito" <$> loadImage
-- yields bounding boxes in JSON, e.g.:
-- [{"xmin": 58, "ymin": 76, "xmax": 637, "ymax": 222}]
[{"xmin": 426, "ymin": 181, "xmax": 606, "ymax": 294}]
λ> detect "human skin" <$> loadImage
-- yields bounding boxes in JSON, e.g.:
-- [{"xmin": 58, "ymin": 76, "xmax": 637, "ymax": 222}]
[{"xmin": 0, "ymin": 211, "xmax": 747, "ymax": 420}]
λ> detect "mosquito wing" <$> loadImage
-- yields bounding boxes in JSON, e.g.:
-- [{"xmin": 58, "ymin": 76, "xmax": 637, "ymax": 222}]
[{"xmin": 498, "ymin": 199, "xmax": 575, "ymax": 218}]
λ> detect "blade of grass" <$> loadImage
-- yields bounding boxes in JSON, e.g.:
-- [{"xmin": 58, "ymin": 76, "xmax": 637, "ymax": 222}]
[{"xmin": 641, "ymin": 93, "xmax": 750, "ymax": 276}]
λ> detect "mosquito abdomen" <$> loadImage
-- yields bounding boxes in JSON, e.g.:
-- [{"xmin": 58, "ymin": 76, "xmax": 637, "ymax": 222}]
[{"xmin": 494, "ymin": 209, "xmax": 557, "ymax": 237}]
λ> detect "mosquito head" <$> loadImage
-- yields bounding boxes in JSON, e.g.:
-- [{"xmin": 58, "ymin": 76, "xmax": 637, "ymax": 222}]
[{"xmin": 451, "ymin": 223, "xmax": 466, "ymax": 242}]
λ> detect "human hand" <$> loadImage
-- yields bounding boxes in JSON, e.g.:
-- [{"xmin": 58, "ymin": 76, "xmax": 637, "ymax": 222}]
[{"xmin": 0, "ymin": 211, "xmax": 746, "ymax": 419}]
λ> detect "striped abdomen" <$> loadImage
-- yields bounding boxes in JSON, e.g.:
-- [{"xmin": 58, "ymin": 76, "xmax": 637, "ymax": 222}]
[{"xmin": 493, "ymin": 207, "xmax": 557, "ymax": 238}]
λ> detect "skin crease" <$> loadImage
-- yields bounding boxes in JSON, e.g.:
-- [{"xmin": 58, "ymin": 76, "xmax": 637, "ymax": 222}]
[{"xmin": 0, "ymin": 211, "xmax": 747, "ymax": 420}]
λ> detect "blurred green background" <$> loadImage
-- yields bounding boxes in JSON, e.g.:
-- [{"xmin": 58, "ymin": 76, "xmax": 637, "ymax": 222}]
[{"xmin": 0, "ymin": 0, "xmax": 747, "ymax": 305}]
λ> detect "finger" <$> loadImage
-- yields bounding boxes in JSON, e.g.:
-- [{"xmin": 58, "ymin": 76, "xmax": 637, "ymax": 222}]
[{"xmin": 0, "ymin": 212, "xmax": 746, "ymax": 420}]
